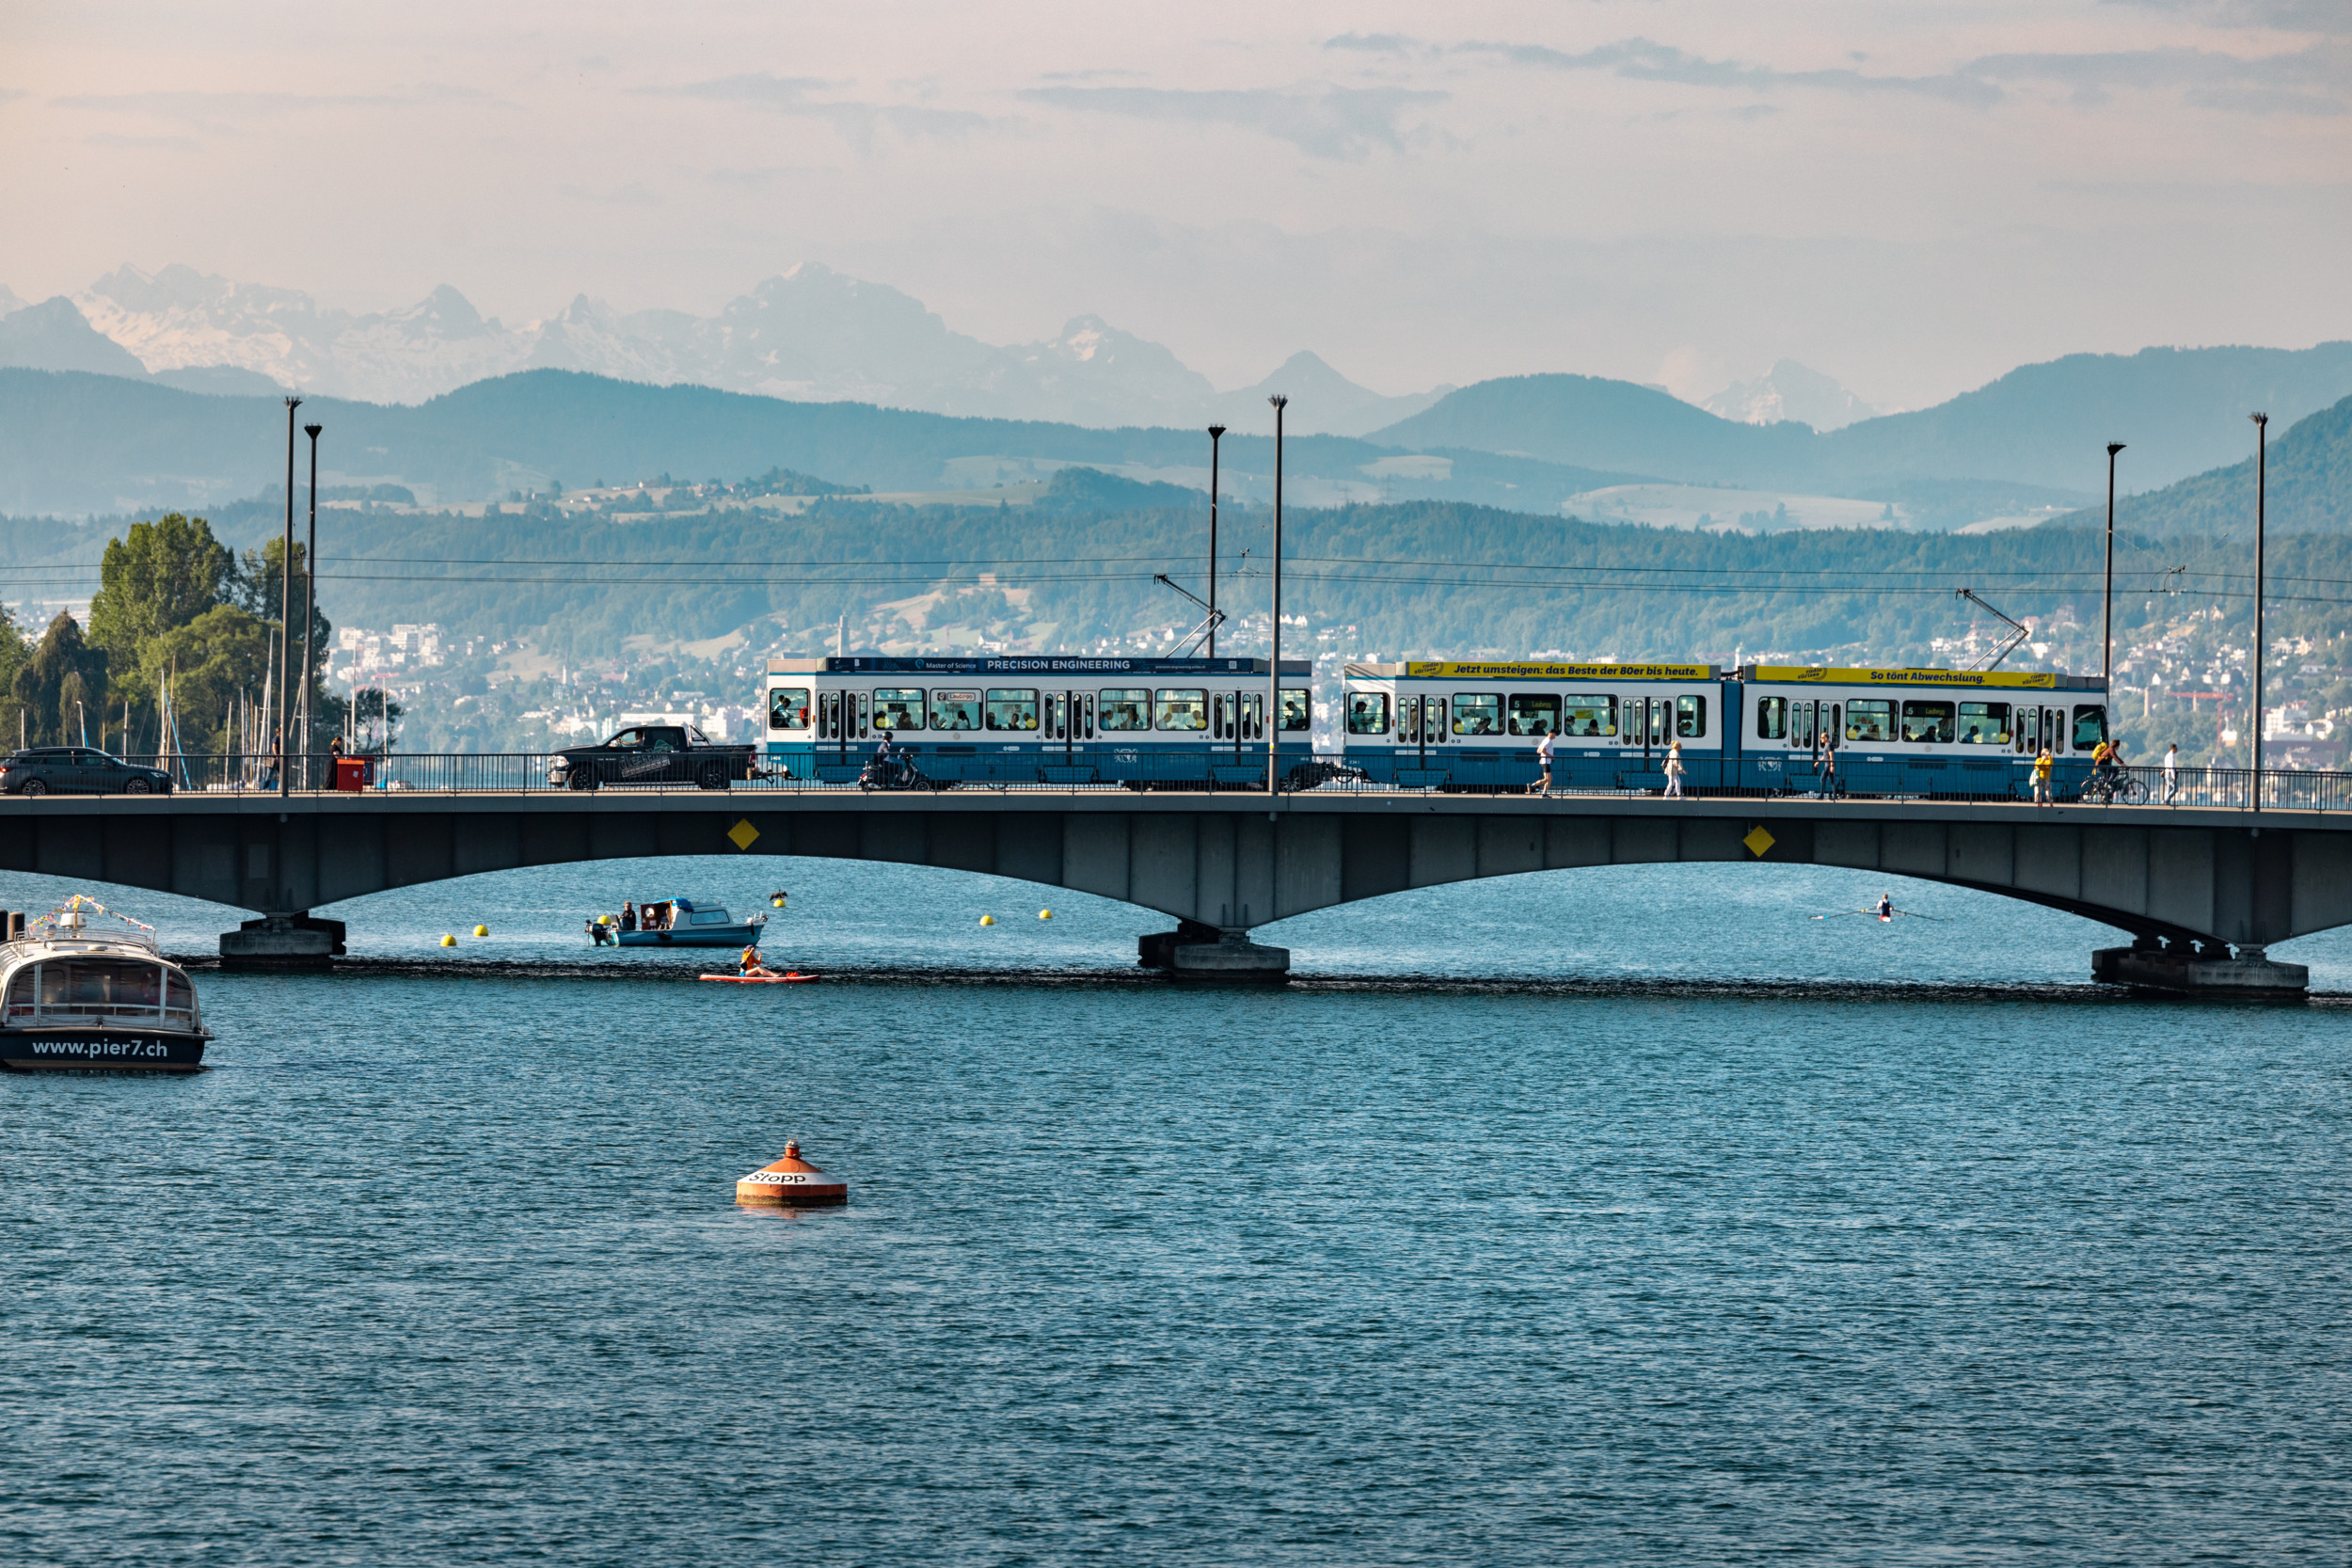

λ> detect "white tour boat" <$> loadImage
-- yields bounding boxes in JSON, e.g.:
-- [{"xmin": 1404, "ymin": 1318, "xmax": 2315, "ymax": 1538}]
[{"xmin": 0, "ymin": 896, "xmax": 211, "ymax": 1072}]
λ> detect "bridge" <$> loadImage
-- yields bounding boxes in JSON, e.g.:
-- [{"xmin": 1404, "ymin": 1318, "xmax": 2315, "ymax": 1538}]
[{"xmin": 2, "ymin": 784, "xmax": 2343, "ymax": 995}]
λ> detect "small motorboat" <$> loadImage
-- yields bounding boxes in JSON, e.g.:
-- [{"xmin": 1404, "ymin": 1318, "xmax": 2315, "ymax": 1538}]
[
  {"xmin": 0, "ymin": 896, "xmax": 212, "ymax": 1072},
  {"xmin": 587, "ymin": 896, "xmax": 769, "ymax": 948}
]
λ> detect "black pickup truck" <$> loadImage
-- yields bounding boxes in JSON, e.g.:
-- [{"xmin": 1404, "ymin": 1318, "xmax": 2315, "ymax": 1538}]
[{"xmin": 548, "ymin": 724, "xmax": 759, "ymax": 791}]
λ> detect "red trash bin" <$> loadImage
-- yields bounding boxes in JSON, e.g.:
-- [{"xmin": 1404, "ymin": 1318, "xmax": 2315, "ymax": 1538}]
[{"xmin": 334, "ymin": 755, "xmax": 374, "ymax": 792}]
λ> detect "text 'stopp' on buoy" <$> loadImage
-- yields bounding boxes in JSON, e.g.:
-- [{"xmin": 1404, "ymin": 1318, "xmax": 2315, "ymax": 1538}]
[
  {"xmin": 439, "ymin": 934, "xmax": 456, "ymax": 947},
  {"xmin": 1039, "ymin": 909, "xmax": 1053, "ymax": 920},
  {"xmin": 472, "ymin": 925, "xmax": 488, "ymax": 937},
  {"xmin": 978, "ymin": 914, "xmax": 994, "ymax": 926},
  {"xmin": 736, "ymin": 1140, "xmax": 848, "ymax": 1207}
]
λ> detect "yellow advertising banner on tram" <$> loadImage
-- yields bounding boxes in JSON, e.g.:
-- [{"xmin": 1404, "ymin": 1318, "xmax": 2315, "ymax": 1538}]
[
  {"xmin": 1405, "ymin": 662, "xmax": 1715, "ymax": 681},
  {"xmin": 1751, "ymin": 666, "xmax": 2062, "ymax": 689}
]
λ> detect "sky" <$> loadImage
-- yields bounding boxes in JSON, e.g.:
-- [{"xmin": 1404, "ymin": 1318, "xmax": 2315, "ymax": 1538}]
[{"xmin": 3, "ymin": 0, "xmax": 2347, "ymax": 409}]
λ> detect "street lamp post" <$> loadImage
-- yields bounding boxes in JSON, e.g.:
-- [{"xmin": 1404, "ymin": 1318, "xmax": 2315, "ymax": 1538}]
[
  {"xmin": 2103, "ymin": 441, "xmax": 2124, "ymax": 685},
  {"xmin": 2250, "ymin": 411, "xmax": 2268, "ymax": 810},
  {"xmin": 1267, "ymin": 395, "xmax": 1287, "ymax": 800},
  {"xmin": 1206, "ymin": 424, "xmax": 1226, "ymax": 657},
  {"xmin": 278, "ymin": 397, "xmax": 301, "ymax": 797},
  {"xmin": 301, "ymin": 421, "xmax": 323, "ymax": 787}
]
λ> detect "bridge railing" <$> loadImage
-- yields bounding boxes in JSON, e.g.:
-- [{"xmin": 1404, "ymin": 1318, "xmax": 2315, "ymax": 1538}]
[{"xmin": 89, "ymin": 753, "xmax": 2352, "ymax": 811}]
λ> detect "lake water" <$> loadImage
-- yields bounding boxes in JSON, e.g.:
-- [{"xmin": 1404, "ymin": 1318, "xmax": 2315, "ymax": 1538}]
[{"xmin": 5, "ymin": 858, "xmax": 2348, "ymax": 1566}]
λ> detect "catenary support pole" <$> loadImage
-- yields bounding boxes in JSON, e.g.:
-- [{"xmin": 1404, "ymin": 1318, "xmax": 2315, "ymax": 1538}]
[
  {"xmin": 1206, "ymin": 424, "xmax": 1226, "ymax": 657},
  {"xmin": 278, "ymin": 397, "xmax": 300, "ymax": 798},
  {"xmin": 1267, "ymin": 395, "xmax": 1286, "ymax": 800},
  {"xmin": 301, "ymin": 422, "xmax": 322, "ymax": 788},
  {"xmin": 2103, "ymin": 441, "xmax": 2123, "ymax": 684},
  {"xmin": 2251, "ymin": 412, "xmax": 2267, "ymax": 810}
]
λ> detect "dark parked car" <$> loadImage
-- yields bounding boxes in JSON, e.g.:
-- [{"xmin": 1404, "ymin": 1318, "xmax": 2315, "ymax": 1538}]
[
  {"xmin": 0, "ymin": 747, "xmax": 175, "ymax": 797},
  {"xmin": 548, "ymin": 724, "xmax": 755, "ymax": 791}
]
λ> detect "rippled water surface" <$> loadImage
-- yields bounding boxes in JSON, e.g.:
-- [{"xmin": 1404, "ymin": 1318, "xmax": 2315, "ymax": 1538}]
[{"xmin": 5, "ymin": 858, "xmax": 2349, "ymax": 1566}]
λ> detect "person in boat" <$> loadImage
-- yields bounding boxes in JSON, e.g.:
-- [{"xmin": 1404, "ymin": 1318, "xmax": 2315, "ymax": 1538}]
[
  {"xmin": 738, "ymin": 944, "xmax": 777, "ymax": 978},
  {"xmin": 619, "ymin": 901, "xmax": 637, "ymax": 933},
  {"xmin": 1876, "ymin": 892, "xmax": 1894, "ymax": 921}
]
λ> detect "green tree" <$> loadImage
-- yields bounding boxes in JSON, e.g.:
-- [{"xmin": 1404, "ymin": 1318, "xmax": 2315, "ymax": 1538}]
[
  {"xmin": 230, "ymin": 536, "xmax": 334, "ymax": 747},
  {"xmin": 13, "ymin": 612, "xmax": 109, "ymax": 747},
  {"xmin": 87, "ymin": 513, "xmax": 237, "ymax": 664},
  {"xmin": 141, "ymin": 604, "xmax": 272, "ymax": 752}
]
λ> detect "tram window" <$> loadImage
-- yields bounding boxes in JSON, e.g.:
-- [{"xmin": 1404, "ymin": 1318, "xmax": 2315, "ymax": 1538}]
[
  {"xmin": 1155, "ymin": 689, "xmax": 1209, "ymax": 731},
  {"xmin": 1900, "ymin": 701, "xmax": 1956, "ymax": 744},
  {"xmin": 1556, "ymin": 694, "xmax": 1612, "ymax": 739},
  {"xmin": 1957, "ymin": 702, "xmax": 2010, "ymax": 745},
  {"xmin": 1677, "ymin": 694, "xmax": 1707, "ymax": 738},
  {"xmin": 1347, "ymin": 692, "xmax": 1391, "ymax": 735},
  {"xmin": 1506, "ymin": 693, "xmax": 1560, "ymax": 737},
  {"xmin": 1756, "ymin": 696, "xmax": 1787, "ymax": 740},
  {"xmin": 1100, "ymin": 689, "xmax": 1151, "ymax": 732},
  {"xmin": 930, "ymin": 690, "xmax": 981, "ymax": 731},
  {"xmin": 1847, "ymin": 700, "xmax": 1894, "ymax": 743},
  {"xmin": 768, "ymin": 688, "xmax": 812, "ymax": 731},
  {"xmin": 984, "ymin": 689, "xmax": 1040, "ymax": 732},
  {"xmin": 873, "ymin": 689, "xmax": 925, "ymax": 731},
  {"xmin": 1453, "ymin": 693, "xmax": 1502, "ymax": 736},
  {"xmin": 2073, "ymin": 705, "xmax": 2108, "ymax": 751},
  {"xmin": 1280, "ymin": 689, "xmax": 1311, "ymax": 732}
]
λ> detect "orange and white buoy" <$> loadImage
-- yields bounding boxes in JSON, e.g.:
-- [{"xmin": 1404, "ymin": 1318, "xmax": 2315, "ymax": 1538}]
[{"xmin": 735, "ymin": 1140, "xmax": 849, "ymax": 1207}]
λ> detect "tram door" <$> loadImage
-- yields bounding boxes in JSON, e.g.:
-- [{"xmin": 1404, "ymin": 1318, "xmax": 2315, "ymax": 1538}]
[
  {"xmin": 1403, "ymin": 694, "xmax": 1422, "ymax": 761},
  {"xmin": 1046, "ymin": 693, "xmax": 1068, "ymax": 752},
  {"xmin": 818, "ymin": 691, "xmax": 844, "ymax": 756},
  {"xmin": 1626, "ymin": 695, "xmax": 1670, "ymax": 754},
  {"xmin": 1237, "ymin": 693, "xmax": 1264, "ymax": 749},
  {"xmin": 1789, "ymin": 699, "xmax": 1815, "ymax": 752}
]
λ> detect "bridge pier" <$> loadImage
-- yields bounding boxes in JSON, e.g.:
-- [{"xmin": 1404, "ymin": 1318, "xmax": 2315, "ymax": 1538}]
[
  {"xmin": 1138, "ymin": 920, "xmax": 1291, "ymax": 983},
  {"xmin": 2091, "ymin": 940, "xmax": 2307, "ymax": 1001},
  {"xmin": 219, "ymin": 912, "xmax": 345, "ymax": 971}
]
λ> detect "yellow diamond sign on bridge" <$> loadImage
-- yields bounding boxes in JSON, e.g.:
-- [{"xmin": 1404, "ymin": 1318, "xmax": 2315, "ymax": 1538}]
[
  {"xmin": 727, "ymin": 818, "xmax": 760, "ymax": 851},
  {"xmin": 1742, "ymin": 825, "xmax": 1775, "ymax": 859}
]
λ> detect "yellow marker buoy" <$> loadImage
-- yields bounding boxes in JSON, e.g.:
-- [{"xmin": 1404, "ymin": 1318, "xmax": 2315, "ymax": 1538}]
[
  {"xmin": 1039, "ymin": 909, "xmax": 1053, "ymax": 920},
  {"xmin": 596, "ymin": 913, "xmax": 612, "ymax": 926},
  {"xmin": 978, "ymin": 914, "xmax": 994, "ymax": 927},
  {"xmin": 439, "ymin": 934, "xmax": 456, "ymax": 947},
  {"xmin": 472, "ymin": 925, "xmax": 488, "ymax": 937}
]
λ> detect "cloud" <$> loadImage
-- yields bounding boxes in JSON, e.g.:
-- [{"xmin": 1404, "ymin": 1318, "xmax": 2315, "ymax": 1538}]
[
  {"xmin": 0, "ymin": 87, "xmax": 27, "ymax": 105},
  {"xmin": 1459, "ymin": 35, "xmax": 2349, "ymax": 116},
  {"xmin": 558, "ymin": 182, "xmax": 660, "ymax": 207},
  {"xmin": 83, "ymin": 131, "xmax": 199, "ymax": 150},
  {"xmin": 53, "ymin": 84, "xmax": 510, "ymax": 135},
  {"xmin": 1461, "ymin": 39, "xmax": 2003, "ymax": 106},
  {"xmin": 2102, "ymin": 0, "xmax": 2352, "ymax": 34},
  {"xmin": 1019, "ymin": 85, "xmax": 1447, "ymax": 159},
  {"xmin": 645, "ymin": 74, "xmax": 998, "ymax": 150},
  {"xmin": 1963, "ymin": 41, "xmax": 2352, "ymax": 113},
  {"xmin": 1325, "ymin": 34, "xmax": 1420, "ymax": 55}
]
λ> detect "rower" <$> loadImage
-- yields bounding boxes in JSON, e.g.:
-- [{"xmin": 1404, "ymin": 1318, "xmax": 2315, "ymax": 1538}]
[{"xmin": 1876, "ymin": 892, "xmax": 1894, "ymax": 922}]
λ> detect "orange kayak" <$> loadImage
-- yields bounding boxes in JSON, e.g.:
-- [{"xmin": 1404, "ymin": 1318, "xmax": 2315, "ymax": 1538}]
[{"xmin": 700, "ymin": 972, "xmax": 818, "ymax": 983}]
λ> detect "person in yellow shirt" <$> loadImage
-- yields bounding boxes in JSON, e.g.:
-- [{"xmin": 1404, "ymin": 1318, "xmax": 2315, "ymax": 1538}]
[{"xmin": 2032, "ymin": 746, "xmax": 2055, "ymax": 806}]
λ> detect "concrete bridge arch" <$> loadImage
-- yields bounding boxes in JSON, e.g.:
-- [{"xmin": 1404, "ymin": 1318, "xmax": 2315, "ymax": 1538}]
[{"xmin": 3, "ymin": 792, "xmax": 2344, "ymax": 992}]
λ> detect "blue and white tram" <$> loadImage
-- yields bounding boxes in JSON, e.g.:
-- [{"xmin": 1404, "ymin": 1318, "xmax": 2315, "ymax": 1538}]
[
  {"xmin": 1735, "ymin": 665, "xmax": 2108, "ymax": 798},
  {"xmin": 762, "ymin": 657, "xmax": 1316, "ymax": 786},
  {"xmin": 1341, "ymin": 660, "xmax": 2111, "ymax": 798},
  {"xmin": 1342, "ymin": 661, "xmax": 1728, "ymax": 791}
]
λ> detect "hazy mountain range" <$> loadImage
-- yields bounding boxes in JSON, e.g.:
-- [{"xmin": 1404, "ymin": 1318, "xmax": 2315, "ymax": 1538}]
[{"xmin": 0, "ymin": 263, "xmax": 1456, "ymax": 437}]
